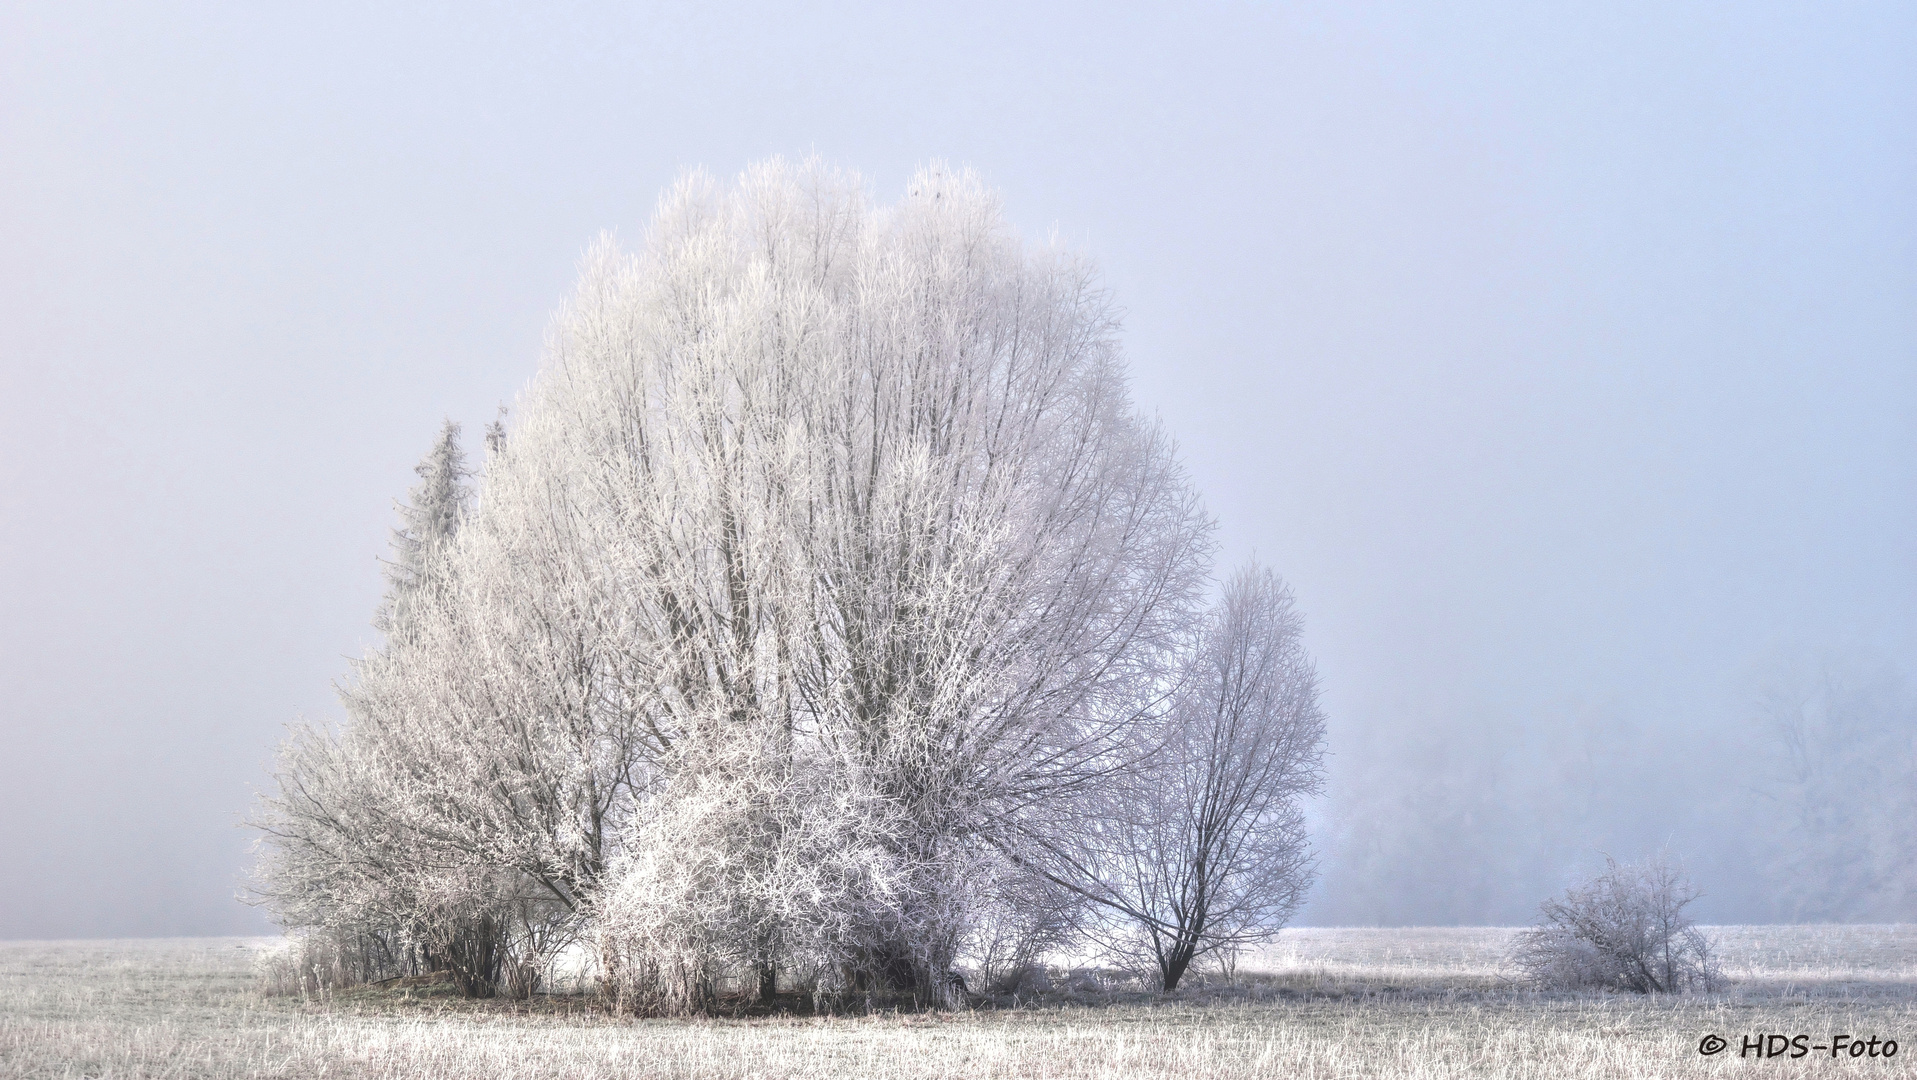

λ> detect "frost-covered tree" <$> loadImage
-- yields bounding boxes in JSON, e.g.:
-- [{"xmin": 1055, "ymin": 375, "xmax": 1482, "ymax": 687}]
[
  {"xmin": 538, "ymin": 160, "xmax": 1212, "ymax": 1009},
  {"xmin": 255, "ymin": 159, "xmax": 1321, "ymax": 1012},
  {"xmin": 374, "ymin": 419, "xmax": 470, "ymax": 640},
  {"xmin": 251, "ymin": 423, "xmax": 542, "ymax": 997},
  {"xmin": 1043, "ymin": 563, "xmax": 1324, "ymax": 990}
]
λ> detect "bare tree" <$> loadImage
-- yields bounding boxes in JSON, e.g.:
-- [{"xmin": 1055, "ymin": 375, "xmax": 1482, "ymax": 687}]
[
  {"xmin": 1045, "ymin": 563, "xmax": 1325, "ymax": 990},
  {"xmin": 1511, "ymin": 853, "xmax": 1721, "ymax": 993}
]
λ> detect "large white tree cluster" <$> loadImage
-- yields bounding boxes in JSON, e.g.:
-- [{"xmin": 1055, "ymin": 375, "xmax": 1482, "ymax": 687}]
[{"xmin": 252, "ymin": 160, "xmax": 1325, "ymax": 1010}]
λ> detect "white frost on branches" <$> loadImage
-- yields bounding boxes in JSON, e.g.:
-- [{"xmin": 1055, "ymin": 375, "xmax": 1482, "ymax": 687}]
[
  {"xmin": 251, "ymin": 159, "xmax": 1325, "ymax": 1011},
  {"xmin": 1041, "ymin": 564, "xmax": 1325, "ymax": 990}
]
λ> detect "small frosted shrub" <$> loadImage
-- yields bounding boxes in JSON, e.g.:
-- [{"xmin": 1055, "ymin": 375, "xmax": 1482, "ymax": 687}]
[{"xmin": 1512, "ymin": 854, "xmax": 1722, "ymax": 993}]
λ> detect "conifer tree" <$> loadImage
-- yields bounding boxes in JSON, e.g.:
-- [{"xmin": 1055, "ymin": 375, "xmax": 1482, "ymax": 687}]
[{"xmin": 375, "ymin": 419, "xmax": 470, "ymax": 641}]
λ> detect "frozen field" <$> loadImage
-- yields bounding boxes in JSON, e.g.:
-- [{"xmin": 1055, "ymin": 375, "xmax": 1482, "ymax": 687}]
[{"xmin": 3, "ymin": 927, "xmax": 1913, "ymax": 1079}]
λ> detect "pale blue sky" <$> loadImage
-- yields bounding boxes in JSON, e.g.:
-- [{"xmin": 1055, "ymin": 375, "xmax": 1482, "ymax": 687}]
[{"xmin": 2, "ymin": 1, "xmax": 1911, "ymax": 936}]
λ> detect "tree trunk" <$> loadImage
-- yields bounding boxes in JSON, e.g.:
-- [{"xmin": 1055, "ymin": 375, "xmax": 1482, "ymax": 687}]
[
  {"xmin": 756, "ymin": 955, "xmax": 777, "ymax": 1000},
  {"xmin": 1160, "ymin": 934, "xmax": 1199, "ymax": 991}
]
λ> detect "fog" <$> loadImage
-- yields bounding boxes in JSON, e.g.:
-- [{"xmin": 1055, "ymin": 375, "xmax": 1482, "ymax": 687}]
[{"xmin": 1, "ymin": 1, "xmax": 1910, "ymax": 939}]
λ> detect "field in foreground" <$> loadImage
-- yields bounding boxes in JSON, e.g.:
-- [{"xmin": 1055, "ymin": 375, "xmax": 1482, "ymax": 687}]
[{"xmin": 3, "ymin": 928, "xmax": 1914, "ymax": 1079}]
